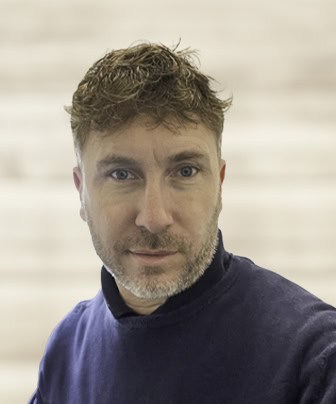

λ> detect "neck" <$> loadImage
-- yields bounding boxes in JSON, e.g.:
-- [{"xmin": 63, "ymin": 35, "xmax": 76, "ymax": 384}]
[{"xmin": 116, "ymin": 282, "xmax": 167, "ymax": 315}]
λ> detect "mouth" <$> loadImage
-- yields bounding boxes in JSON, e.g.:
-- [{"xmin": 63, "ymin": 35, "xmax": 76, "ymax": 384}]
[{"xmin": 128, "ymin": 250, "xmax": 178, "ymax": 265}]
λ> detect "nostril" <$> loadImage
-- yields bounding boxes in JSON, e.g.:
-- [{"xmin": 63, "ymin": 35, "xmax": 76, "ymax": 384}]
[
  {"xmin": 134, "ymin": 185, "xmax": 173, "ymax": 232},
  {"xmin": 135, "ymin": 203, "xmax": 173, "ymax": 233}
]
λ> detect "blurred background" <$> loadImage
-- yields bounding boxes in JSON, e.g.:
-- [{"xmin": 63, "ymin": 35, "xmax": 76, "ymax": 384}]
[{"xmin": 0, "ymin": 0, "xmax": 335, "ymax": 402}]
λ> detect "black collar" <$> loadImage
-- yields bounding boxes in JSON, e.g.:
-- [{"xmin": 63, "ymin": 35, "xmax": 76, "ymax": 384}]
[{"xmin": 101, "ymin": 230, "xmax": 231, "ymax": 319}]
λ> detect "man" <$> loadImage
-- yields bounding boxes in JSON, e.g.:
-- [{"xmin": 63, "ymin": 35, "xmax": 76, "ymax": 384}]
[{"xmin": 30, "ymin": 43, "xmax": 336, "ymax": 403}]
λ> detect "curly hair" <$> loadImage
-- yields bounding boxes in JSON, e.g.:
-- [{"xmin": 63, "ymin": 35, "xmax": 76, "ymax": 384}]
[{"xmin": 66, "ymin": 42, "xmax": 232, "ymax": 154}]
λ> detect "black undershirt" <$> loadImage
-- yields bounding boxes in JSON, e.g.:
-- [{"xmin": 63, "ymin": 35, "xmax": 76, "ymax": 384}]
[{"xmin": 101, "ymin": 231, "xmax": 231, "ymax": 319}]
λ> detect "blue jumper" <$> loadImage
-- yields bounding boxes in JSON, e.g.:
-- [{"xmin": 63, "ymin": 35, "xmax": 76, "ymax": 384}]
[{"xmin": 30, "ymin": 234, "xmax": 336, "ymax": 403}]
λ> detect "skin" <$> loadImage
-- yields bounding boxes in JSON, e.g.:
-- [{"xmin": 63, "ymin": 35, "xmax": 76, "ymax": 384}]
[{"xmin": 73, "ymin": 117, "xmax": 226, "ymax": 315}]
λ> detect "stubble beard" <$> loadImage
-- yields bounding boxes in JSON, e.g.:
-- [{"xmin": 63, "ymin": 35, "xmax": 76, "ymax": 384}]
[{"xmin": 85, "ymin": 194, "xmax": 222, "ymax": 300}]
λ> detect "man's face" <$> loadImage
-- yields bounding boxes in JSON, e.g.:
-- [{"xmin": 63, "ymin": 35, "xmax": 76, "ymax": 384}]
[{"xmin": 74, "ymin": 118, "xmax": 226, "ymax": 300}]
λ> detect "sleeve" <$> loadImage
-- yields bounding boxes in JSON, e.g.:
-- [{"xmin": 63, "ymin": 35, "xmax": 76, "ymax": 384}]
[
  {"xmin": 317, "ymin": 350, "xmax": 336, "ymax": 404},
  {"xmin": 28, "ymin": 389, "xmax": 43, "ymax": 404},
  {"xmin": 296, "ymin": 302, "xmax": 336, "ymax": 403},
  {"xmin": 299, "ymin": 339, "xmax": 336, "ymax": 403},
  {"xmin": 26, "ymin": 299, "xmax": 91, "ymax": 404}
]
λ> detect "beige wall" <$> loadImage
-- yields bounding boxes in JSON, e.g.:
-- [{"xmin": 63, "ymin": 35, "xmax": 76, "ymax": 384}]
[{"xmin": 0, "ymin": 0, "xmax": 335, "ymax": 402}]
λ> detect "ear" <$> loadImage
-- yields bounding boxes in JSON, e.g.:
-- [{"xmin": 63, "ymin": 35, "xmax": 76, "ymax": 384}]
[
  {"xmin": 219, "ymin": 159, "xmax": 226, "ymax": 185},
  {"xmin": 73, "ymin": 166, "xmax": 87, "ymax": 222}
]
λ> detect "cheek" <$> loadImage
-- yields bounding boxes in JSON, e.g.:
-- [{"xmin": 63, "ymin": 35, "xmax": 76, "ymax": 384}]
[
  {"xmin": 93, "ymin": 198, "xmax": 136, "ymax": 236},
  {"xmin": 180, "ymin": 184, "xmax": 218, "ymax": 212},
  {"xmin": 176, "ymin": 191, "xmax": 218, "ymax": 228}
]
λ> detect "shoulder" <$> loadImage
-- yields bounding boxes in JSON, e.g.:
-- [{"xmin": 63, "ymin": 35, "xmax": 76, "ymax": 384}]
[
  {"xmin": 34, "ymin": 291, "xmax": 109, "ymax": 400},
  {"xmin": 43, "ymin": 290, "xmax": 106, "ymax": 355},
  {"xmin": 231, "ymin": 253, "xmax": 335, "ymax": 312},
  {"xmin": 228, "ymin": 254, "xmax": 336, "ymax": 397},
  {"xmin": 226, "ymin": 253, "xmax": 336, "ymax": 343},
  {"xmin": 233, "ymin": 256, "xmax": 336, "ymax": 370}
]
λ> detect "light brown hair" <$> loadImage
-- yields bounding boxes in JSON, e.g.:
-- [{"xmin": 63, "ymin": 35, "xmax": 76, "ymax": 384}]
[{"xmin": 66, "ymin": 42, "xmax": 232, "ymax": 154}]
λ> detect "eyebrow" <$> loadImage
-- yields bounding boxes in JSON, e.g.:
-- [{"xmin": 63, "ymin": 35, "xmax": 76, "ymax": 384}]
[
  {"xmin": 97, "ymin": 155, "xmax": 140, "ymax": 171},
  {"xmin": 167, "ymin": 150, "xmax": 210, "ymax": 165},
  {"xmin": 96, "ymin": 150, "xmax": 210, "ymax": 171}
]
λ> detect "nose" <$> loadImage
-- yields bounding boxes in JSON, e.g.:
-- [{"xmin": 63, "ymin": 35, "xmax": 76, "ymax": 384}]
[{"xmin": 135, "ymin": 181, "xmax": 174, "ymax": 234}]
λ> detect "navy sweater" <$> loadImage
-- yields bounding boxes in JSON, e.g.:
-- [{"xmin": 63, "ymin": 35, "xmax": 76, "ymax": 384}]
[{"xmin": 30, "ymin": 236, "xmax": 336, "ymax": 403}]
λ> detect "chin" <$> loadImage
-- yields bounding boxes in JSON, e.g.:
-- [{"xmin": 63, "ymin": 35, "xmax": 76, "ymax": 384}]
[{"xmin": 121, "ymin": 267, "xmax": 202, "ymax": 300}]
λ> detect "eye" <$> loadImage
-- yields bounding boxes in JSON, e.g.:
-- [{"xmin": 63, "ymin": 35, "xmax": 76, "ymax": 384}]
[
  {"xmin": 178, "ymin": 166, "xmax": 199, "ymax": 177},
  {"xmin": 110, "ymin": 169, "xmax": 136, "ymax": 181}
]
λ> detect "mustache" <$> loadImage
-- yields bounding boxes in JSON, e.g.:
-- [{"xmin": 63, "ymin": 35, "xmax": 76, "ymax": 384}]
[{"xmin": 114, "ymin": 229, "xmax": 191, "ymax": 253}]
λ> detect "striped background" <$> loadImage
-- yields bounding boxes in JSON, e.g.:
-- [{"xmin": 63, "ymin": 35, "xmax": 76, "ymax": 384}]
[{"xmin": 0, "ymin": 0, "xmax": 335, "ymax": 402}]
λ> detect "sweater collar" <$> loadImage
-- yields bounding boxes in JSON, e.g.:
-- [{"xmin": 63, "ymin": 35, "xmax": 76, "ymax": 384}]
[{"xmin": 101, "ymin": 230, "xmax": 230, "ymax": 319}]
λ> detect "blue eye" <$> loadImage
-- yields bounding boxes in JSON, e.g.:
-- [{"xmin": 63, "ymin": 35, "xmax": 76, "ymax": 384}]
[
  {"xmin": 178, "ymin": 166, "xmax": 198, "ymax": 177},
  {"xmin": 110, "ymin": 169, "xmax": 135, "ymax": 180}
]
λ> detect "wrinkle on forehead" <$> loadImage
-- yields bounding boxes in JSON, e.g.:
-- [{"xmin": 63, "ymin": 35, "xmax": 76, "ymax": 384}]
[{"xmin": 83, "ymin": 118, "xmax": 219, "ymax": 171}]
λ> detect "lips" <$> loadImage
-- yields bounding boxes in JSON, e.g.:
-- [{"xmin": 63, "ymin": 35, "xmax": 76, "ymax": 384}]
[
  {"xmin": 130, "ymin": 250, "xmax": 176, "ymax": 256},
  {"xmin": 128, "ymin": 250, "xmax": 178, "ymax": 265}
]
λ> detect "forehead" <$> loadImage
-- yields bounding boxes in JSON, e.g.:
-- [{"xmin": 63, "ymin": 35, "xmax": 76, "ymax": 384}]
[{"xmin": 82, "ymin": 118, "xmax": 219, "ymax": 166}]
